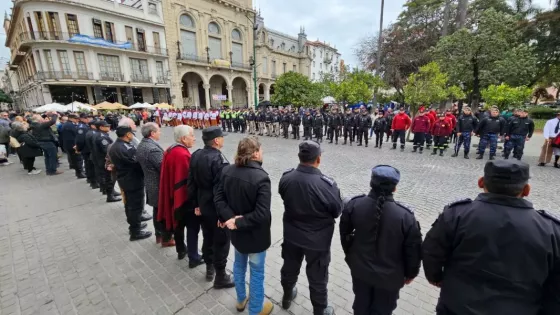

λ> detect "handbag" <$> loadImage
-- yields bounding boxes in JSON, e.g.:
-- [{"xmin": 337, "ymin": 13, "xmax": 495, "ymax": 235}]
[{"xmin": 9, "ymin": 136, "xmax": 21, "ymax": 148}]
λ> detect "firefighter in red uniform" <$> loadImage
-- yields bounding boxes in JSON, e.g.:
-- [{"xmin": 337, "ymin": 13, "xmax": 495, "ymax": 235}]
[{"xmin": 431, "ymin": 113, "xmax": 453, "ymax": 156}]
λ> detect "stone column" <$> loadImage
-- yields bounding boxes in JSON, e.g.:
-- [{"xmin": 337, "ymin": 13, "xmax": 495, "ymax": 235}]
[
  {"xmin": 265, "ymin": 84, "xmax": 270, "ymax": 101},
  {"xmin": 86, "ymin": 86, "xmax": 94, "ymax": 105},
  {"xmin": 227, "ymin": 85, "xmax": 233, "ymax": 104},
  {"xmin": 93, "ymin": 86, "xmax": 103, "ymax": 104},
  {"xmin": 246, "ymin": 87, "xmax": 251, "ymax": 108},
  {"xmin": 126, "ymin": 86, "xmax": 134, "ymax": 105},
  {"xmin": 203, "ymin": 83, "xmax": 210, "ymax": 110}
]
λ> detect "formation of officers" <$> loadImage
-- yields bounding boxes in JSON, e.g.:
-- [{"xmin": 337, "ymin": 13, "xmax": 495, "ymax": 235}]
[{"xmin": 61, "ymin": 112, "xmax": 559, "ymax": 315}]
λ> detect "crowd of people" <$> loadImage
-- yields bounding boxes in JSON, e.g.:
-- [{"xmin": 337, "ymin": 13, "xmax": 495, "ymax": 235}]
[{"xmin": 1, "ymin": 106, "xmax": 560, "ymax": 315}]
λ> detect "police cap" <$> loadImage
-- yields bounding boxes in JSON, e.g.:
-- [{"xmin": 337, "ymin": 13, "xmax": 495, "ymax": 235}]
[
  {"xmin": 484, "ymin": 160, "xmax": 530, "ymax": 186},
  {"xmin": 202, "ymin": 126, "xmax": 226, "ymax": 142},
  {"xmin": 298, "ymin": 140, "xmax": 323, "ymax": 161},
  {"xmin": 95, "ymin": 120, "xmax": 110, "ymax": 128},
  {"xmin": 370, "ymin": 165, "xmax": 401, "ymax": 189},
  {"xmin": 116, "ymin": 125, "xmax": 132, "ymax": 137}
]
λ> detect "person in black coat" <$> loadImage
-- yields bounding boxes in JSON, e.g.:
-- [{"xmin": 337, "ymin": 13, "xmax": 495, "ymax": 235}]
[
  {"xmin": 340, "ymin": 165, "xmax": 422, "ymax": 315},
  {"xmin": 278, "ymin": 140, "xmax": 343, "ymax": 315},
  {"xmin": 214, "ymin": 136, "xmax": 273, "ymax": 315},
  {"xmin": 373, "ymin": 111, "xmax": 387, "ymax": 148},
  {"xmin": 11, "ymin": 122, "xmax": 43, "ymax": 175},
  {"xmin": 423, "ymin": 160, "xmax": 560, "ymax": 315}
]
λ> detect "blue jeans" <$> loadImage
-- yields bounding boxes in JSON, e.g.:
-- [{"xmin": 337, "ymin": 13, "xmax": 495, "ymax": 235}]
[
  {"xmin": 234, "ymin": 249, "xmax": 266, "ymax": 315},
  {"xmin": 39, "ymin": 141, "xmax": 57, "ymax": 174},
  {"xmin": 477, "ymin": 133, "xmax": 498, "ymax": 155}
]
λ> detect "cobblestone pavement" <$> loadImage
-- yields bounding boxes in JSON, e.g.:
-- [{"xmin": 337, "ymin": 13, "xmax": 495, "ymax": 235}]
[{"xmin": 1, "ymin": 128, "xmax": 559, "ymax": 315}]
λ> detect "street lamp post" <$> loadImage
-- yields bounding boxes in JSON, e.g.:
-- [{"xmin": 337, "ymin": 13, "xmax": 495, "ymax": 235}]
[
  {"xmin": 372, "ymin": 0, "xmax": 385, "ymax": 107},
  {"xmin": 252, "ymin": 12, "xmax": 258, "ymax": 109}
]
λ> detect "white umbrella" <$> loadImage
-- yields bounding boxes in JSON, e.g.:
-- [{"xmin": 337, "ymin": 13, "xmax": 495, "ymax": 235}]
[
  {"xmin": 322, "ymin": 96, "xmax": 336, "ymax": 103},
  {"xmin": 34, "ymin": 103, "xmax": 69, "ymax": 113},
  {"xmin": 66, "ymin": 101, "xmax": 94, "ymax": 112},
  {"xmin": 129, "ymin": 103, "xmax": 145, "ymax": 109},
  {"xmin": 142, "ymin": 102, "xmax": 154, "ymax": 108}
]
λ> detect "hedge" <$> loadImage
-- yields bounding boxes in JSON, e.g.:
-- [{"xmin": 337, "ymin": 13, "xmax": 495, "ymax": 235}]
[{"xmin": 528, "ymin": 107, "xmax": 558, "ymax": 119}]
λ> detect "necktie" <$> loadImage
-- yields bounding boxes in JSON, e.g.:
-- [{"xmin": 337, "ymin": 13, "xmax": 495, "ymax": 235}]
[{"xmin": 555, "ymin": 119, "xmax": 559, "ymax": 134}]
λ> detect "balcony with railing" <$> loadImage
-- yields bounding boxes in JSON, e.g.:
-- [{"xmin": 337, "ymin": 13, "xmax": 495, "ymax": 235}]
[
  {"xmin": 36, "ymin": 71, "xmax": 94, "ymax": 81},
  {"xmin": 99, "ymin": 72, "xmax": 124, "ymax": 82},
  {"xmin": 178, "ymin": 53, "xmax": 209, "ymax": 64},
  {"xmin": 156, "ymin": 76, "xmax": 169, "ymax": 84},
  {"xmin": 18, "ymin": 32, "xmax": 168, "ymax": 56},
  {"xmin": 231, "ymin": 61, "xmax": 252, "ymax": 70},
  {"xmin": 130, "ymin": 73, "xmax": 152, "ymax": 83}
]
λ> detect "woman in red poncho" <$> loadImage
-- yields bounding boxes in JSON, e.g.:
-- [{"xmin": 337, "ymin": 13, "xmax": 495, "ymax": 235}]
[{"xmin": 158, "ymin": 125, "xmax": 204, "ymax": 267}]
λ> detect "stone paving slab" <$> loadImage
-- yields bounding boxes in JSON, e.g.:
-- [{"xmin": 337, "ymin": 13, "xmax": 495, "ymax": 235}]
[{"xmin": 0, "ymin": 128, "xmax": 558, "ymax": 315}]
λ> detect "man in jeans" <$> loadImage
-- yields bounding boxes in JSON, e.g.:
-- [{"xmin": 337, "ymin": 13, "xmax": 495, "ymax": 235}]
[
  {"xmin": 215, "ymin": 136, "xmax": 273, "ymax": 315},
  {"xmin": 30, "ymin": 112, "xmax": 62, "ymax": 175}
]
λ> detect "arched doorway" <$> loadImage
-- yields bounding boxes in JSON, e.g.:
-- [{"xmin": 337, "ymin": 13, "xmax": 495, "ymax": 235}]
[
  {"xmin": 181, "ymin": 72, "xmax": 205, "ymax": 108},
  {"xmin": 232, "ymin": 77, "xmax": 248, "ymax": 108},
  {"xmin": 209, "ymin": 74, "xmax": 228, "ymax": 108},
  {"xmin": 258, "ymin": 83, "xmax": 266, "ymax": 101},
  {"xmin": 269, "ymin": 84, "xmax": 276, "ymax": 99}
]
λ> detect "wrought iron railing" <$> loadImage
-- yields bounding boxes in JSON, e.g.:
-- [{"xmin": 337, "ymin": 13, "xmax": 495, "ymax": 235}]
[
  {"xmin": 99, "ymin": 72, "xmax": 124, "ymax": 81},
  {"xmin": 130, "ymin": 74, "xmax": 152, "ymax": 83}
]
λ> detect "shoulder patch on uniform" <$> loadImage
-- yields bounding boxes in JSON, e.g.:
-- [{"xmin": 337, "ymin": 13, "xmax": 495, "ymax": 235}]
[
  {"xmin": 395, "ymin": 201, "xmax": 414, "ymax": 214},
  {"xmin": 537, "ymin": 210, "xmax": 560, "ymax": 225},
  {"xmin": 321, "ymin": 175, "xmax": 335, "ymax": 186},
  {"xmin": 101, "ymin": 139, "xmax": 109, "ymax": 146},
  {"xmin": 78, "ymin": 129, "xmax": 84, "ymax": 134},
  {"xmin": 282, "ymin": 168, "xmax": 294, "ymax": 175},
  {"xmin": 446, "ymin": 198, "xmax": 472, "ymax": 208}
]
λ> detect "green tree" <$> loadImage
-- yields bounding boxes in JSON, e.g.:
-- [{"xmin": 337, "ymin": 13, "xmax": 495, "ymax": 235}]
[
  {"xmin": 331, "ymin": 78, "xmax": 372, "ymax": 104},
  {"xmin": 270, "ymin": 72, "xmax": 322, "ymax": 107},
  {"xmin": 481, "ymin": 83, "xmax": 532, "ymax": 110},
  {"xmin": 0, "ymin": 90, "xmax": 13, "ymax": 104},
  {"xmin": 404, "ymin": 62, "xmax": 451, "ymax": 115}
]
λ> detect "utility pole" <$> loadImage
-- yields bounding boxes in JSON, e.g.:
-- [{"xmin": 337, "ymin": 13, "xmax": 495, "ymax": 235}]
[
  {"xmin": 252, "ymin": 11, "xmax": 258, "ymax": 109},
  {"xmin": 372, "ymin": 0, "xmax": 384, "ymax": 107}
]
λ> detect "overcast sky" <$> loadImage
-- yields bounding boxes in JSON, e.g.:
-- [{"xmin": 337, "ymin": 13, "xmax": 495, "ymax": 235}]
[{"xmin": 0, "ymin": 0, "xmax": 554, "ymax": 69}]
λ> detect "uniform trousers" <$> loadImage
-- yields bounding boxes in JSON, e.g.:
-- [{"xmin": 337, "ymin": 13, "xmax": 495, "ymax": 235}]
[
  {"xmin": 175, "ymin": 209, "xmax": 202, "ymax": 261},
  {"xmin": 454, "ymin": 133, "xmax": 472, "ymax": 154},
  {"xmin": 282, "ymin": 123, "xmax": 290, "ymax": 138},
  {"xmin": 95, "ymin": 163, "xmax": 115, "ymax": 194},
  {"xmin": 352, "ymin": 127, "xmax": 359, "ymax": 142},
  {"xmin": 66, "ymin": 149, "xmax": 83, "ymax": 175},
  {"xmin": 258, "ymin": 122, "xmax": 266, "ymax": 135},
  {"xmin": 280, "ymin": 241, "xmax": 330, "ymax": 315},
  {"xmin": 412, "ymin": 132, "xmax": 426, "ymax": 149},
  {"xmin": 266, "ymin": 123, "xmax": 272, "ymax": 136},
  {"xmin": 374, "ymin": 130, "xmax": 383, "ymax": 147},
  {"xmin": 324, "ymin": 125, "xmax": 329, "ymax": 139},
  {"xmin": 392, "ymin": 130, "xmax": 406, "ymax": 148},
  {"xmin": 314, "ymin": 128, "xmax": 323, "ymax": 141},
  {"xmin": 425, "ymin": 132, "xmax": 433, "ymax": 147},
  {"xmin": 249, "ymin": 121, "xmax": 256, "ymax": 134},
  {"xmin": 328, "ymin": 127, "xmax": 340, "ymax": 143},
  {"xmin": 504, "ymin": 134, "xmax": 526, "ymax": 159},
  {"xmin": 351, "ymin": 277, "xmax": 399, "ymax": 315},
  {"xmin": 121, "ymin": 187, "xmax": 144, "ymax": 233},
  {"xmin": 357, "ymin": 128, "xmax": 368, "ymax": 145},
  {"xmin": 200, "ymin": 212, "xmax": 230, "ymax": 270},
  {"xmin": 344, "ymin": 126, "xmax": 353, "ymax": 143},
  {"xmin": 221, "ymin": 119, "xmax": 227, "ymax": 131},
  {"xmin": 273, "ymin": 122, "xmax": 281, "ymax": 136},
  {"xmin": 304, "ymin": 126, "xmax": 312, "ymax": 140},
  {"xmin": 82, "ymin": 152, "xmax": 95, "ymax": 182},
  {"xmin": 433, "ymin": 136, "xmax": 448, "ymax": 151},
  {"xmin": 477, "ymin": 133, "xmax": 498, "ymax": 155},
  {"xmin": 292, "ymin": 125, "xmax": 300, "ymax": 139},
  {"xmin": 226, "ymin": 119, "xmax": 232, "ymax": 132}
]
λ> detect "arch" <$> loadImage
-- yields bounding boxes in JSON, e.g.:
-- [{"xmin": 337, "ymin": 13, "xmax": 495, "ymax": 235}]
[
  {"xmin": 258, "ymin": 82, "xmax": 268, "ymax": 101},
  {"xmin": 209, "ymin": 74, "xmax": 228, "ymax": 108},
  {"xmin": 269, "ymin": 83, "xmax": 276, "ymax": 96},
  {"xmin": 231, "ymin": 29, "xmax": 242, "ymax": 41},
  {"xmin": 177, "ymin": 11, "xmax": 198, "ymax": 58},
  {"xmin": 180, "ymin": 71, "xmax": 205, "ymax": 108},
  {"xmin": 179, "ymin": 14, "xmax": 195, "ymax": 28},
  {"xmin": 208, "ymin": 21, "xmax": 222, "ymax": 35},
  {"xmin": 232, "ymin": 77, "xmax": 248, "ymax": 108},
  {"xmin": 207, "ymin": 20, "xmax": 224, "ymax": 60}
]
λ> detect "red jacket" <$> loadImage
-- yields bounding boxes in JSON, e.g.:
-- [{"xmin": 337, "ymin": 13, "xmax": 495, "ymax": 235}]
[
  {"xmin": 445, "ymin": 113, "xmax": 457, "ymax": 130},
  {"xmin": 158, "ymin": 144, "xmax": 191, "ymax": 231},
  {"xmin": 431, "ymin": 119, "xmax": 453, "ymax": 136},
  {"xmin": 427, "ymin": 111, "xmax": 436, "ymax": 128},
  {"xmin": 391, "ymin": 113, "xmax": 412, "ymax": 130},
  {"xmin": 411, "ymin": 115, "xmax": 430, "ymax": 133}
]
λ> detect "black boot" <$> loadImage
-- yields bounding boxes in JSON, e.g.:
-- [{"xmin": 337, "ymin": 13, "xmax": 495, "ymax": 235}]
[
  {"xmin": 412, "ymin": 146, "xmax": 417, "ymax": 153},
  {"xmin": 90, "ymin": 182, "xmax": 100, "ymax": 189},
  {"xmin": 464, "ymin": 152, "xmax": 469, "ymax": 159},
  {"xmin": 213, "ymin": 269, "xmax": 235, "ymax": 289},
  {"xmin": 130, "ymin": 230, "xmax": 152, "ymax": 241},
  {"xmin": 451, "ymin": 151, "xmax": 459, "ymax": 157},
  {"xmin": 106, "ymin": 193, "xmax": 122, "ymax": 203},
  {"xmin": 476, "ymin": 154, "xmax": 484, "ymax": 160},
  {"xmin": 391, "ymin": 143, "xmax": 397, "ymax": 150},
  {"xmin": 554, "ymin": 156, "xmax": 560, "ymax": 168},
  {"xmin": 419, "ymin": 147, "xmax": 423, "ymax": 154},
  {"xmin": 504, "ymin": 154, "xmax": 509, "ymax": 160},
  {"xmin": 282, "ymin": 287, "xmax": 298, "ymax": 310},
  {"xmin": 489, "ymin": 154, "xmax": 495, "ymax": 160},
  {"xmin": 439, "ymin": 150, "xmax": 444, "ymax": 156},
  {"xmin": 431, "ymin": 148, "xmax": 437, "ymax": 155},
  {"xmin": 357, "ymin": 142, "xmax": 362, "ymax": 146},
  {"xmin": 76, "ymin": 172, "xmax": 86, "ymax": 179},
  {"xmin": 205, "ymin": 264, "xmax": 215, "ymax": 282},
  {"xmin": 343, "ymin": 140, "xmax": 347, "ymax": 145},
  {"xmin": 320, "ymin": 306, "xmax": 335, "ymax": 315},
  {"xmin": 400, "ymin": 145, "xmax": 405, "ymax": 152}
]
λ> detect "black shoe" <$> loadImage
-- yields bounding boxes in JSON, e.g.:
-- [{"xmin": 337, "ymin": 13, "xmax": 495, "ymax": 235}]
[
  {"xmin": 90, "ymin": 182, "xmax": 100, "ymax": 189},
  {"xmin": 213, "ymin": 269, "xmax": 235, "ymax": 289},
  {"xmin": 365, "ymin": 144, "xmax": 368, "ymax": 147},
  {"xmin": 431, "ymin": 150, "xmax": 437, "ymax": 155},
  {"xmin": 322, "ymin": 306, "xmax": 335, "ymax": 315},
  {"xmin": 189, "ymin": 258, "xmax": 205, "ymax": 269},
  {"xmin": 412, "ymin": 148, "xmax": 417, "ymax": 153},
  {"xmin": 538, "ymin": 163, "xmax": 545, "ymax": 166},
  {"xmin": 106, "ymin": 194, "xmax": 122, "ymax": 203},
  {"xmin": 112, "ymin": 190, "xmax": 121, "ymax": 197},
  {"xmin": 489, "ymin": 155, "xmax": 495, "ymax": 160},
  {"xmin": 400, "ymin": 147, "xmax": 404, "ymax": 152},
  {"xmin": 439, "ymin": 151, "xmax": 444, "ymax": 156},
  {"xmin": 357, "ymin": 143, "xmax": 362, "ymax": 146},
  {"xmin": 76, "ymin": 173, "xmax": 86, "ymax": 179},
  {"xmin": 177, "ymin": 252, "xmax": 187, "ymax": 260},
  {"xmin": 554, "ymin": 163, "xmax": 560, "ymax": 168},
  {"xmin": 128, "ymin": 223, "xmax": 148, "ymax": 235},
  {"xmin": 464, "ymin": 153, "xmax": 469, "ymax": 159},
  {"xmin": 451, "ymin": 152, "xmax": 458, "ymax": 157},
  {"xmin": 206, "ymin": 265, "xmax": 215, "ymax": 282},
  {"xmin": 391, "ymin": 146, "xmax": 396, "ymax": 150},
  {"xmin": 476, "ymin": 154, "xmax": 484, "ymax": 160},
  {"xmin": 140, "ymin": 214, "xmax": 152, "ymax": 221},
  {"xmin": 282, "ymin": 287, "xmax": 297, "ymax": 310},
  {"xmin": 374, "ymin": 145, "xmax": 378, "ymax": 148},
  {"xmin": 130, "ymin": 230, "xmax": 152, "ymax": 241}
]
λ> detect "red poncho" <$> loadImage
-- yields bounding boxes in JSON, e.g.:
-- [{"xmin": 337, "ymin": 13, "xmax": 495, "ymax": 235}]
[{"xmin": 158, "ymin": 144, "xmax": 191, "ymax": 231}]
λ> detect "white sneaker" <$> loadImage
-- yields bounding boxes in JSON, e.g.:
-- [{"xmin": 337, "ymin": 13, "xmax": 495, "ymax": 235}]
[
  {"xmin": 28, "ymin": 169, "xmax": 42, "ymax": 175},
  {"xmin": 0, "ymin": 161, "xmax": 13, "ymax": 166}
]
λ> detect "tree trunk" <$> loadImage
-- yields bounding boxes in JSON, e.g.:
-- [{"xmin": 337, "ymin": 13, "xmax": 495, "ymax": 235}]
[
  {"xmin": 472, "ymin": 57, "xmax": 480, "ymax": 108},
  {"xmin": 442, "ymin": 0, "xmax": 452, "ymax": 36},
  {"xmin": 372, "ymin": 0, "xmax": 385, "ymax": 106},
  {"xmin": 456, "ymin": 0, "xmax": 468, "ymax": 29}
]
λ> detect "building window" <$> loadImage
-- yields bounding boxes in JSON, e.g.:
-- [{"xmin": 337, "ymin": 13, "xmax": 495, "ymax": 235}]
[
  {"xmin": 136, "ymin": 29, "xmax": 146, "ymax": 51},
  {"xmin": 92, "ymin": 19, "xmax": 103, "ymax": 38},
  {"xmin": 293, "ymin": 65, "xmax": 296, "ymax": 72},
  {"xmin": 156, "ymin": 61, "xmax": 164, "ymax": 78},
  {"xmin": 153, "ymin": 32, "xmax": 161, "ymax": 53},
  {"xmin": 47, "ymin": 12, "xmax": 60, "ymax": 39},
  {"xmin": 26, "ymin": 17, "xmax": 35, "ymax": 39},
  {"xmin": 34, "ymin": 12, "xmax": 46, "ymax": 37},
  {"xmin": 34, "ymin": 51, "xmax": 43, "ymax": 72},
  {"xmin": 97, "ymin": 54, "xmax": 121, "ymax": 79},
  {"xmin": 57, "ymin": 50, "xmax": 71, "ymax": 75},
  {"xmin": 271, "ymin": 60, "xmax": 276, "ymax": 76},
  {"xmin": 180, "ymin": 14, "xmax": 194, "ymax": 28},
  {"xmin": 231, "ymin": 29, "xmax": 242, "ymax": 65},
  {"xmin": 208, "ymin": 22, "xmax": 222, "ymax": 60},
  {"xmin": 44, "ymin": 50, "xmax": 54, "ymax": 72},
  {"xmin": 66, "ymin": 14, "xmax": 79, "ymax": 37},
  {"xmin": 208, "ymin": 22, "xmax": 220, "ymax": 35},
  {"xmin": 231, "ymin": 29, "xmax": 241, "ymax": 41},
  {"xmin": 129, "ymin": 58, "xmax": 149, "ymax": 80},
  {"xmin": 283, "ymin": 63, "xmax": 286, "ymax": 73},
  {"xmin": 262, "ymin": 56, "xmax": 268, "ymax": 74},
  {"xmin": 104, "ymin": 22, "xmax": 115, "ymax": 43},
  {"xmin": 73, "ymin": 51, "xmax": 87, "ymax": 75}
]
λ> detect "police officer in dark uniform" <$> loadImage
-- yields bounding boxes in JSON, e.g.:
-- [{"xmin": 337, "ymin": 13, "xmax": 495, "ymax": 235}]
[
  {"xmin": 75, "ymin": 113, "xmax": 92, "ymax": 183},
  {"xmin": 281, "ymin": 109, "xmax": 291, "ymax": 139},
  {"xmin": 83, "ymin": 120, "xmax": 99, "ymax": 189},
  {"xmin": 451, "ymin": 106, "xmax": 478, "ymax": 159},
  {"xmin": 503, "ymin": 108, "xmax": 534, "ymax": 160},
  {"xmin": 313, "ymin": 112, "xmax": 324, "ymax": 143},
  {"xmin": 187, "ymin": 126, "xmax": 235, "ymax": 288},
  {"xmin": 352, "ymin": 108, "xmax": 360, "ymax": 142},
  {"xmin": 423, "ymin": 160, "xmax": 560, "ymax": 315},
  {"xmin": 323, "ymin": 110, "xmax": 330, "ymax": 141},
  {"xmin": 108, "ymin": 126, "xmax": 151, "ymax": 241},
  {"xmin": 92, "ymin": 121, "xmax": 121, "ymax": 202},
  {"xmin": 61, "ymin": 114, "xmax": 86, "ymax": 178},
  {"xmin": 343, "ymin": 108, "xmax": 353, "ymax": 146},
  {"xmin": 340, "ymin": 165, "xmax": 422, "ymax": 315},
  {"xmin": 279, "ymin": 141, "xmax": 343, "ymax": 315},
  {"xmin": 303, "ymin": 110, "xmax": 313, "ymax": 140},
  {"xmin": 357, "ymin": 109, "xmax": 373, "ymax": 147},
  {"xmin": 291, "ymin": 109, "xmax": 301, "ymax": 140},
  {"xmin": 328, "ymin": 108, "xmax": 342, "ymax": 144}
]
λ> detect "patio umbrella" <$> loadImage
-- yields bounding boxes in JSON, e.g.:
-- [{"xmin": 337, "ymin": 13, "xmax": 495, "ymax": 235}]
[
  {"xmin": 94, "ymin": 102, "xmax": 129, "ymax": 110},
  {"xmin": 129, "ymin": 103, "xmax": 146, "ymax": 109},
  {"xmin": 154, "ymin": 103, "xmax": 174, "ymax": 109},
  {"xmin": 34, "ymin": 103, "xmax": 69, "ymax": 113},
  {"xmin": 66, "ymin": 101, "xmax": 94, "ymax": 112}
]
